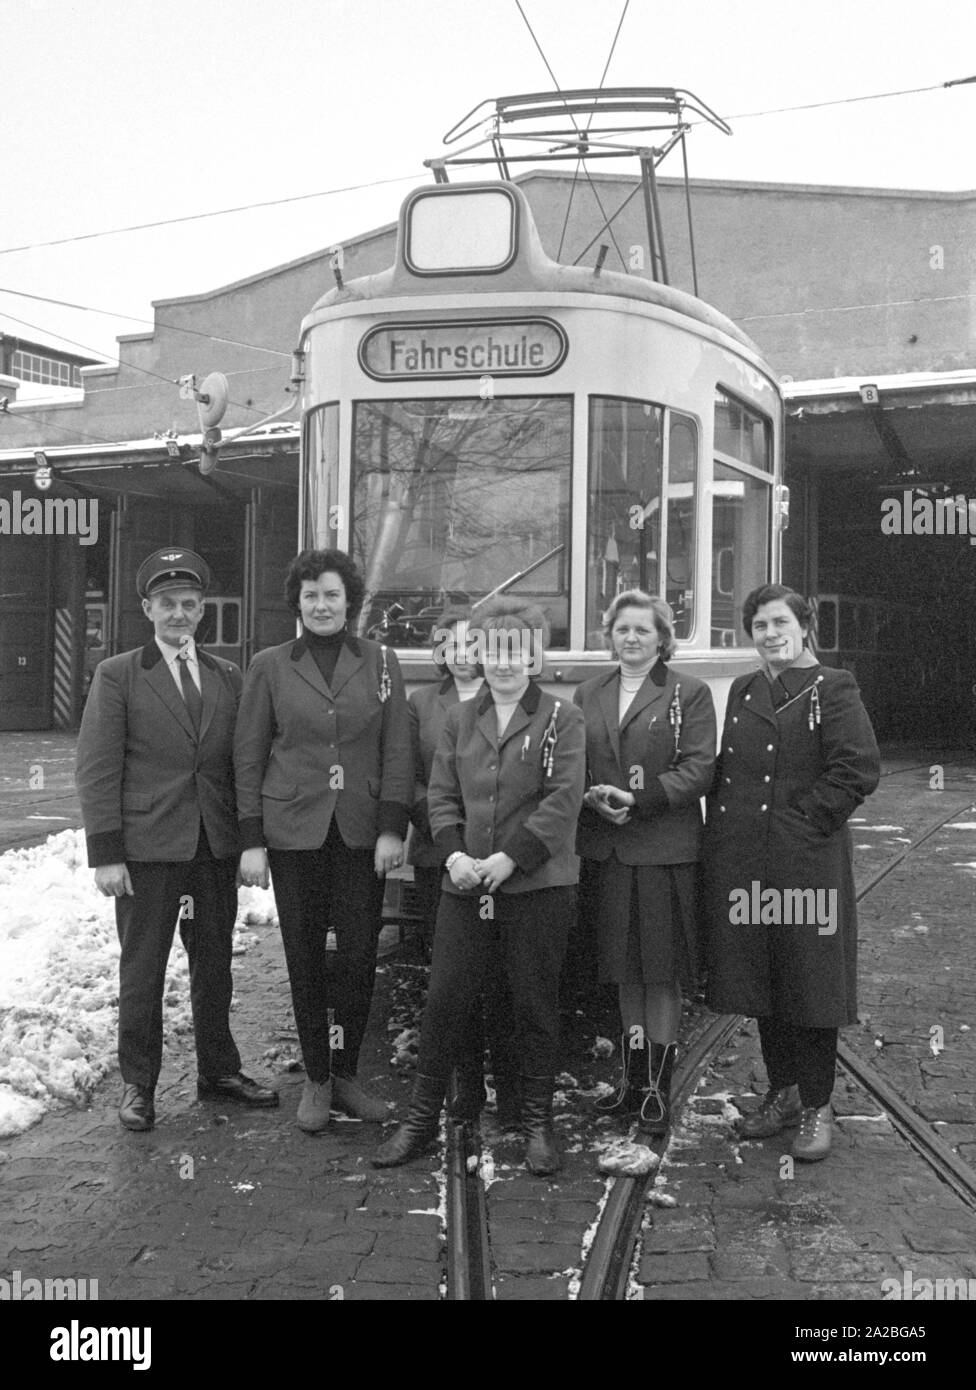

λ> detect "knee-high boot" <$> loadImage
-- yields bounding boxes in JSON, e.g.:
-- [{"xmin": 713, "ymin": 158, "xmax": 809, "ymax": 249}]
[
  {"xmin": 521, "ymin": 1075, "xmax": 561, "ymax": 1177},
  {"xmin": 372, "ymin": 1074, "xmax": 446, "ymax": 1168},
  {"xmin": 638, "ymin": 1042, "xmax": 677, "ymax": 1137},
  {"xmin": 596, "ymin": 1033, "xmax": 645, "ymax": 1115}
]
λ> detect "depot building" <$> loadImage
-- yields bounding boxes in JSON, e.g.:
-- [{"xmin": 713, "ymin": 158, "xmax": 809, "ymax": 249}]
[{"xmin": 2, "ymin": 170, "xmax": 974, "ymax": 741}]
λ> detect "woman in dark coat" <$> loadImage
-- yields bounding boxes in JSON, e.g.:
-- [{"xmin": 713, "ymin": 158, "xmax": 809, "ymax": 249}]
[
  {"xmin": 574, "ymin": 591, "xmax": 716, "ymax": 1133},
  {"xmin": 704, "ymin": 584, "xmax": 880, "ymax": 1162},
  {"xmin": 407, "ymin": 607, "xmax": 518, "ymax": 1126},
  {"xmin": 235, "ymin": 549, "xmax": 413, "ymax": 1133},
  {"xmin": 373, "ymin": 598, "xmax": 586, "ymax": 1176}
]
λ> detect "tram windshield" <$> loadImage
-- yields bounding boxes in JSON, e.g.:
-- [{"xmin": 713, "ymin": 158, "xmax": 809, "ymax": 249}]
[
  {"xmin": 349, "ymin": 396, "xmax": 571, "ymax": 646},
  {"xmin": 586, "ymin": 398, "xmax": 698, "ymax": 647}
]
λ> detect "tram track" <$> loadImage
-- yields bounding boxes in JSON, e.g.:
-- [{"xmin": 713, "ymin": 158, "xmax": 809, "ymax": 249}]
[{"xmin": 441, "ymin": 791, "xmax": 976, "ymax": 1300}]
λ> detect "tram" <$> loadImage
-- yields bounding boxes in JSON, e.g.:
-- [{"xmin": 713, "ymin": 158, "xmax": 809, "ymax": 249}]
[{"xmin": 295, "ymin": 91, "xmax": 786, "ymax": 715}]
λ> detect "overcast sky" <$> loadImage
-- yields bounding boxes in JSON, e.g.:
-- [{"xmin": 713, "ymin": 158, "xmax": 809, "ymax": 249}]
[{"xmin": 2, "ymin": 0, "xmax": 974, "ymax": 364}]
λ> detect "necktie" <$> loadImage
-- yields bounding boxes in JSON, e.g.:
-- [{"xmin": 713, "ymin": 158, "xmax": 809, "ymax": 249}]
[{"xmin": 177, "ymin": 651, "xmax": 203, "ymax": 734}]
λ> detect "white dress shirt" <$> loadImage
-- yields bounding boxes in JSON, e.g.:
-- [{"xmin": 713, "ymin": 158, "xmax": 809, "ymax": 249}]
[{"xmin": 155, "ymin": 636, "xmax": 202, "ymax": 694}]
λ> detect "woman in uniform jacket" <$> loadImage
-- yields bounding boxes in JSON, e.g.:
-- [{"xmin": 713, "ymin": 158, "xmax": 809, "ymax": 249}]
[
  {"xmin": 407, "ymin": 607, "xmax": 518, "ymax": 1127},
  {"xmin": 236, "ymin": 549, "xmax": 413, "ymax": 1132},
  {"xmin": 704, "ymin": 584, "xmax": 880, "ymax": 1162},
  {"xmin": 373, "ymin": 598, "xmax": 586, "ymax": 1176},
  {"xmin": 574, "ymin": 591, "xmax": 716, "ymax": 1134}
]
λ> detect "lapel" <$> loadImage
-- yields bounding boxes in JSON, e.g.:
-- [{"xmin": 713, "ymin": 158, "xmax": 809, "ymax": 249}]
[
  {"xmin": 619, "ymin": 660, "xmax": 670, "ymax": 737},
  {"xmin": 140, "ymin": 642, "xmax": 197, "ymax": 742},
  {"xmin": 739, "ymin": 669, "xmax": 778, "ymax": 728},
  {"xmin": 197, "ymin": 653, "xmax": 219, "ymax": 742},
  {"xmin": 596, "ymin": 672, "xmax": 622, "ymax": 769},
  {"xmin": 288, "ymin": 635, "xmax": 365, "ymax": 701},
  {"xmin": 473, "ymin": 680, "xmax": 541, "ymax": 753}
]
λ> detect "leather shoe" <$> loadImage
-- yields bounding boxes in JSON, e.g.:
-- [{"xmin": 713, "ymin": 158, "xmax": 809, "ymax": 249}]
[
  {"xmin": 297, "ymin": 1078, "xmax": 333, "ymax": 1132},
  {"xmin": 737, "ymin": 1084, "xmax": 801, "ymax": 1138},
  {"xmin": 119, "ymin": 1084, "xmax": 155, "ymax": 1131},
  {"xmin": 197, "ymin": 1072, "xmax": 279, "ymax": 1107},
  {"xmin": 332, "ymin": 1073, "xmax": 391, "ymax": 1122},
  {"xmin": 792, "ymin": 1104, "xmax": 832, "ymax": 1162}
]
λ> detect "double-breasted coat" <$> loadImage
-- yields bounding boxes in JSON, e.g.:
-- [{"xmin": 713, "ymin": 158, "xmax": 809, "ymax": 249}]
[
  {"xmin": 76, "ymin": 641, "xmax": 243, "ymax": 865},
  {"xmin": 234, "ymin": 633, "xmax": 413, "ymax": 851},
  {"xmin": 573, "ymin": 661, "xmax": 717, "ymax": 864},
  {"xmin": 428, "ymin": 680, "xmax": 586, "ymax": 894},
  {"xmin": 703, "ymin": 664, "xmax": 880, "ymax": 1027}
]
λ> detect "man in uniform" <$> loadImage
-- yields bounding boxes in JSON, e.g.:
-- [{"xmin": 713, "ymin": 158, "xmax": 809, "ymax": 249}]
[{"xmin": 76, "ymin": 547, "xmax": 278, "ymax": 1130}]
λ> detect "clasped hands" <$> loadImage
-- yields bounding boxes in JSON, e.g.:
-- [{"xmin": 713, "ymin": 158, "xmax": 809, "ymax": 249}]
[
  {"xmin": 448, "ymin": 851, "xmax": 515, "ymax": 894},
  {"xmin": 583, "ymin": 783, "xmax": 635, "ymax": 825}
]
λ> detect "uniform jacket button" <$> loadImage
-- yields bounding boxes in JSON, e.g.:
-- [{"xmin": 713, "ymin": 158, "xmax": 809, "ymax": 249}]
[
  {"xmin": 724, "ymin": 776, "xmax": 731, "ymax": 784},
  {"xmin": 727, "ymin": 746, "xmax": 734, "ymax": 754},
  {"xmin": 766, "ymin": 743, "xmax": 774, "ymax": 751},
  {"xmin": 719, "ymin": 805, "xmax": 726, "ymax": 812},
  {"xmin": 732, "ymin": 716, "xmax": 738, "ymax": 724},
  {"xmin": 760, "ymin": 804, "xmax": 768, "ymax": 811},
  {"xmin": 764, "ymin": 775, "xmax": 770, "ymax": 783}
]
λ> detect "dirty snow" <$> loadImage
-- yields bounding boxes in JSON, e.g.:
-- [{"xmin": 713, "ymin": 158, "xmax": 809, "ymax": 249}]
[{"xmin": 0, "ymin": 829, "xmax": 276, "ymax": 1139}]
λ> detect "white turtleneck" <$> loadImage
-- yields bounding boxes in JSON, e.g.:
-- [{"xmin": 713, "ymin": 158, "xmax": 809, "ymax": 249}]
[
  {"xmin": 454, "ymin": 675, "xmax": 483, "ymax": 703},
  {"xmin": 618, "ymin": 656, "xmax": 658, "ymax": 720}
]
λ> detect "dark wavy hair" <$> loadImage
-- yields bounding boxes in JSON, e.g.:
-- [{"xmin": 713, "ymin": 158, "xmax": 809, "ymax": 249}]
[
  {"xmin": 741, "ymin": 584, "xmax": 817, "ymax": 645},
  {"xmin": 284, "ymin": 548, "xmax": 365, "ymax": 621},
  {"xmin": 430, "ymin": 604, "xmax": 475, "ymax": 674}
]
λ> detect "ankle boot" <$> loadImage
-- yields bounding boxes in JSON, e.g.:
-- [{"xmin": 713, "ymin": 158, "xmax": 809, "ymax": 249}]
[
  {"xmin": 521, "ymin": 1075, "xmax": 562, "ymax": 1176},
  {"xmin": 596, "ymin": 1033, "xmax": 645, "ymax": 1115},
  {"xmin": 448, "ymin": 1064, "xmax": 487, "ymax": 1124},
  {"xmin": 638, "ymin": 1042, "xmax": 677, "ymax": 1137},
  {"xmin": 492, "ymin": 1072, "xmax": 522, "ymax": 1129},
  {"xmin": 371, "ymin": 1074, "xmax": 445, "ymax": 1168}
]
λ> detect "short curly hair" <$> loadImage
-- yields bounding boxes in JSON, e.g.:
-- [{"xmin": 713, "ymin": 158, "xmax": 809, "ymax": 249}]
[
  {"xmin": 601, "ymin": 590, "xmax": 676, "ymax": 661},
  {"xmin": 284, "ymin": 548, "xmax": 365, "ymax": 620},
  {"xmin": 430, "ymin": 604, "xmax": 475, "ymax": 674},
  {"xmin": 469, "ymin": 596, "xmax": 550, "ymax": 671},
  {"xmin": 741, "ymin": 584, "xmax": 816, "ymax": 643}
]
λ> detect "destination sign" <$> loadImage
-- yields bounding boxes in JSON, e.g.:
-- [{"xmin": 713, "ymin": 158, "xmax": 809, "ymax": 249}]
[{"xmin": 359, "ymin": 318, "xmax": 567, "ymax": 380}]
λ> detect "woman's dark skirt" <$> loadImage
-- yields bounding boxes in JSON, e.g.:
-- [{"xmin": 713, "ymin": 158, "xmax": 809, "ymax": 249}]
[{"xmin": 591, "ymin": 856, "xmax": 701, "ymax": 989}]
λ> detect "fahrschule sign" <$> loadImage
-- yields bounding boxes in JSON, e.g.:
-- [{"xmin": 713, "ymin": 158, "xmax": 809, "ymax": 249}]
[{"xmin": 359, "ymin": 318, "xmax": 567, "ymax": 381}]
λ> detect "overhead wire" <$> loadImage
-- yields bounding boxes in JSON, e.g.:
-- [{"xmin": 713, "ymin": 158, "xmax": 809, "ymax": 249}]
[
  {"xmin": 0, "ymin": 285, "xmax": 290, "ymax": 357},
  {"xmin": 512, "ymin": 0, "xmax": 628, "ymax": 271},
  {"xmin": 0, "ymin": 173, "xmax": 425, "ymax": 257}
]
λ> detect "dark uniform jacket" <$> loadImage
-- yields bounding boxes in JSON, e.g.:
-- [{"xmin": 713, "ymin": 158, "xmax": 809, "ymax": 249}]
[
  {"xmin": 428, "ymin": 680, "xmax": 586, "ymax": 894},
  {"xmin": 703, "ymin": 663, "xmax": 880, "ymax": 1027},
  {"xmin": 234, "ymin": 633, "xmax": 412, "ymax": 852},
  {"xmin": 75, "ymin": 642, "xmax": 242, "ymax": 865},
  {"xmin": 573, "ymin": 661, "xmax": 716, "ymax": 865},
  {"xmin": 406, "ymin": 675, "xmax": 463, "ymax": 870}
]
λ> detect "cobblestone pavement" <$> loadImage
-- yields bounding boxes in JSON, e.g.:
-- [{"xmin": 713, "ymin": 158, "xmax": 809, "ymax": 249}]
[{"xmin": 1, "ymin": 747, "xmax": 974, "ymax": 1308}]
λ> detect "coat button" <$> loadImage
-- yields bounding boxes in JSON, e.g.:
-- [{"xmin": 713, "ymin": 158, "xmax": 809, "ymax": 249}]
[
  {"xmin": 764, "ymin": 775, "xmax": 770, "ymax": 783},
  {"xmin": 766, "ymin": 743, "xmax": 774, "ymax": 752},
  {"xmin": 760, "ymin": 804, "xmax": 768, "ymax": 811},
  {"xmin": 727, "ymin": 746, "xmax": 733, "ymax": 754},
  {"xmin": 744, "ymin": 694, "xmax": 751, "ymax": 700},
  {"xmin": 719, "ymin": 805, "xmax": 726, "ymax": 812},
  {"xmin": 732, "ymin": 716, "xmax": 738, "ymax": 724},
  {"xmin": 724, "ymin": 777, "xmax": 731, "ymax": 784}
]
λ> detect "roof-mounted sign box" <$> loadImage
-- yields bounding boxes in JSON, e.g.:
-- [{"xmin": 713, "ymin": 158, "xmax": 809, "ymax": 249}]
[{"xmin": 404, "ymin": 186, "xmax": 518, "ymax": 275}]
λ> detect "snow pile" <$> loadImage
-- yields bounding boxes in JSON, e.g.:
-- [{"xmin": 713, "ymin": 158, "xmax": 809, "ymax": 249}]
[
  {"xmin": 0, "ymin": 829, "xmax": 267, "ymax": 1139},
  {"xmin": 596, "ymin": 1138, "xmax": 660, "ymax": 1176}
]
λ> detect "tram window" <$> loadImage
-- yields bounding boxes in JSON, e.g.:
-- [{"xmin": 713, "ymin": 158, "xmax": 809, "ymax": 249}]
[
  {"xmin": 303, "ymin": 403, "xmax": 340, "ymax": 548},
  {"xmin": 350, "ymin": 397, "xmax": 571, "ymax": 647},
  {"xmin": 710, "ymin": 462, "xmax": 771, "ymax": 646},
  {"xmin": 665, "ymin": 415, "xmax": 697, "ymax": 640},
  {"xmin": 586, "ymin": 397, "xmax": 664, "ymax": 646},
  {"xmin": 714, "ymin": 389, "xmax": 771, "ymax": 473}
]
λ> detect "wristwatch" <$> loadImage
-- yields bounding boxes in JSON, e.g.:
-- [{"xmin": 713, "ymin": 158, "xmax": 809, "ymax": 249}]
[{"xmin": 445, "ymin": 851, "xmax": 466, "ymax": 870}]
